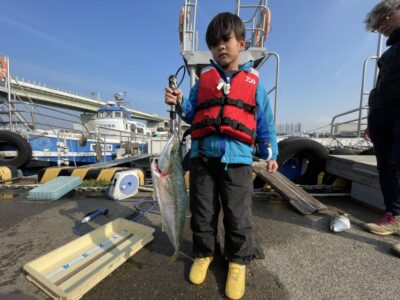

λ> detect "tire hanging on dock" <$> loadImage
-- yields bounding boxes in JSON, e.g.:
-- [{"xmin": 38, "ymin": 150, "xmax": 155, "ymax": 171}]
[
  {"xmin": 329, "ymin": 147, "xmax": 358, "ymax": 155},
  {"xmin": 277, "ymin": 138, "xmax": 328, "ymax": 185},
  {"xmin": 0, "ymin": 130, "xmax": 32, "ymax": 168}
]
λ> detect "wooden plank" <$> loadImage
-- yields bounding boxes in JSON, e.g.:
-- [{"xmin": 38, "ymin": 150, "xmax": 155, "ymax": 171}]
[
  {"xmin": 351, "ymin": 182, "xmax": 384, "ymax": 210},
  {"xmin": 326, "ymin": 155, "xmax": 380, "ymax": 188},
  {"xmin": 252, "ymin": 161, "xmax": 327, "ymax": 215}
]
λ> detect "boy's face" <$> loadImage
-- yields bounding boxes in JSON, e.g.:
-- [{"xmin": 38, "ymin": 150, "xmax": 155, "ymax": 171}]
[{"xmin": 210, "ymin": 33, "xmax": 245, "ymax": 71}]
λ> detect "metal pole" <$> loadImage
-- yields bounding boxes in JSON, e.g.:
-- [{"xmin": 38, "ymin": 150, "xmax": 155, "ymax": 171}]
[
  {"xmin": 273, "ymin": 53, "xmax": 280, "ymax": 125},
  {"xmin": 6, "ymin": 57, "xmax": 12, "ymax": 130},
  {"xmin": 357, "ymin": 56, "xmax": 378, "ymax": 137},
  {"xmin": 261, "ymin": 52, "xmax": 280, "ymax": 125},
  {"xmin": 189, "ymin": 66, "xmax": 196, "ymax": 88},
  {"xmin": 192, "ymin": 0, "xmax": 198, "ymax": 52},
  {"xmin": 235, "ymin": 0, "xmax": 241, "ymax": 15}
]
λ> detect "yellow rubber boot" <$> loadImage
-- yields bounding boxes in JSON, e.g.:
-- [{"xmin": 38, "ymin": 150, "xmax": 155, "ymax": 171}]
[
  {"xmin": 189, "ymin": 257, "xmax": 213, "ymax": 285},
  {"xmin": 225, "ymin": 262, "xmax": 246, "ymax": 300}
]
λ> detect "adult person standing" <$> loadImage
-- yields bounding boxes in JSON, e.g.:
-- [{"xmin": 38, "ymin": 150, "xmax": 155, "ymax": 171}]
[{"xmin": 363, "ymin": 0, "xmax": 400, "ymax": 257}]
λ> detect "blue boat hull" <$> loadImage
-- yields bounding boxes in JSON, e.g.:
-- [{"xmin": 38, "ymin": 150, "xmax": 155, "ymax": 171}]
[{"xmin": 28, "ymin": 134, "xmax": 147, "ymax": 165}]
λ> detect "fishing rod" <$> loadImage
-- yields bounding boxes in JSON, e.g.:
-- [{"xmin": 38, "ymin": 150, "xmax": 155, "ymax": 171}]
[{"xmin": 168, "ymin": 65, "xmax": 186, "ymax": 136}]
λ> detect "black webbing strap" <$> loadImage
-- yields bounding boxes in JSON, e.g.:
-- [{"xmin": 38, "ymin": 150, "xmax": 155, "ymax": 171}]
[
  {"xmin": 196, "ymin": 98, "xmax": 224, "ymax": 110},
  {"xmin": 224, "ymin": 98, "xmax": 257, "ymax": 113},
  {"xmin": 192, "ymin": 117, "xmax": 256, "ymax": 140},
  {"xmin": 191, "ymin": 118, "xmax": 221, "ymax": 130},
  {"xmin": 196, "ymin": 97, "xmax": 257, "ymax": 113},
  {"xmin": 222, "ymin": 117, "xmax": 256, "ymax": 139}
]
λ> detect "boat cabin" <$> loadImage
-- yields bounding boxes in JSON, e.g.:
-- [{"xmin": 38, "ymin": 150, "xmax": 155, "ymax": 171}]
[{"xmin": 85, "ymin": 102, "xmax": 151, "ymax": 136}]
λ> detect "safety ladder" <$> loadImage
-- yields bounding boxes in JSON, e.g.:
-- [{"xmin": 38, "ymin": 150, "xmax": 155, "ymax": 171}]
[{"xmin": 57, "ymin": 130, "xmax": 70, "ymax": 166}]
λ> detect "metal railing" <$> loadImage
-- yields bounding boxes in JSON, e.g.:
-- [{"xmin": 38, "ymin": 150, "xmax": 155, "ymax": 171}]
[
  {"xmin": 236, "ymin": 0, "xmax": 269, "ymax": 48},
  {"xmin": 329, "ymin": 56, "xmax": 378, "ymax": 137},
  {"xmin": 329, "ymin": 34, "xmax": 383, "ymax": 138},
  {"xmin": 259, "ymin": 51, "xmax": 280, "ymax": 124}
]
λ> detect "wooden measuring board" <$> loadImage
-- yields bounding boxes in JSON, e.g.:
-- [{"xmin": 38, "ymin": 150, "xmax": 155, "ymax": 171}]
[
  {"xmin": 23, "ymin": 218, "xmax": 154, "ymax": 300},
  {"xmin": 253, "ymin": 161, "xmax": 327, "ymax": 215}
]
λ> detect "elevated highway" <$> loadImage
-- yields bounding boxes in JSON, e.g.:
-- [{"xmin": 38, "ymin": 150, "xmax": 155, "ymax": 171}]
[{"xmin": 0, "ymin": 78, "xmax": 164, "ymax": 122}]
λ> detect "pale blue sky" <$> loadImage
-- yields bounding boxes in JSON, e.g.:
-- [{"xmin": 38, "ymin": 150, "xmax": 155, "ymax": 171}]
[{"xmin": 0, "ymin": 0, "xmax": 381, "ymax": 130}]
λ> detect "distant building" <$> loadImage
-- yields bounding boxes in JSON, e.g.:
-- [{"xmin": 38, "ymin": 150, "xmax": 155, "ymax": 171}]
[
  {"xmin": 276, "ymin": 122, "xmax": 302, "ymax": 135},
  {"xmin": 333, "ymin": 123, "xmax": 358, "ymax": 137}
]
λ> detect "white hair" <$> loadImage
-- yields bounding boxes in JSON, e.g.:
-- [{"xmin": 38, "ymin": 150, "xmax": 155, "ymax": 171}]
[{"xmin": 365, "ymin": 0, "xmax": 400, "ymax": 31}]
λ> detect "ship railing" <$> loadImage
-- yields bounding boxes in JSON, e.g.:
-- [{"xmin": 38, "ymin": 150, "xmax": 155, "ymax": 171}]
[
  {"xmin": 1, "ymin": 99, "xmax": 91, "ymax": 135},
  {"xmin": 181, "ymin": 0, "xmax": 269, "ymax": 53},
  {"xmin": 94, "ymin": 125, "xmax": 169, "ymax": 156},
  {"xmin": 1, "ymin": 76, "xmax": 92, "ymax": 135},
  {"xmin": 0, "ymin": 79, "xmax": 33, "ymax": 132},
  {"xmin": 236, "ymin": 0, "xmax": 269, "ymax": 49},
  {"xmin": 329, "ymin": 55, "xmax": 378, "ymax": 137}
]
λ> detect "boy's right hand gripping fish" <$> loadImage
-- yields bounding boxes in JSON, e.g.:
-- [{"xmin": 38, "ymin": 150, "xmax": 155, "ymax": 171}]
[{"xmin": 151, "ymin": 133, "xmax": 189, "ymax": 262}]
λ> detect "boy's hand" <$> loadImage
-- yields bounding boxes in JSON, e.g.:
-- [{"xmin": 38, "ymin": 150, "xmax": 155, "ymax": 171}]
[
  {"xmin": 164, "ymin": 87, "xmax": 183, "ymax": 106},
  {"xmin": 266, "ymin": 160, "xmax": 278, "ymax": 173}
]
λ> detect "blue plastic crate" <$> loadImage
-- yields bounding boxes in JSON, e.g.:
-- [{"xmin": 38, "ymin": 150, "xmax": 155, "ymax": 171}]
[{"xmin": 28, "ymin": 176, "xmax": 83, "ymax": 201}]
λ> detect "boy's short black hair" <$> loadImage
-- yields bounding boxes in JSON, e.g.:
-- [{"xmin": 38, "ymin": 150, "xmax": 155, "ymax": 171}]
[{"xmin": 206, "ymin": 12, "xmax": 245, "ymax": 49}]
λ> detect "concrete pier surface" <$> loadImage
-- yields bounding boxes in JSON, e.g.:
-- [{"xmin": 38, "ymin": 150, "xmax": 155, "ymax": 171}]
[{"xmin": 0, "ymin": 189, "xmax": 399, "ymax": 300}]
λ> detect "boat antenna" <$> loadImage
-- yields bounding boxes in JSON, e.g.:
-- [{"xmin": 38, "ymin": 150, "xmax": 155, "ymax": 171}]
[{"xmin": 113, "ymin": 91, "xmax": 127, "ymax": 106}]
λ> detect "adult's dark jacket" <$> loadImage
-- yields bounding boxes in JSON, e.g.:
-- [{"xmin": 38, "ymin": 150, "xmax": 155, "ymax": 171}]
[{"xmin": 368, "ymin": 27, "xmax": 400, "ymax": 109}]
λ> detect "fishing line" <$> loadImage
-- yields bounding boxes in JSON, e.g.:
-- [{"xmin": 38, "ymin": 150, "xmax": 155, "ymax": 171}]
[
  {"xmin": 173, "ymin": 65, "xmax": 187, "ymax": 89},
  {"xmin": 116, "ymin": 199, "xmax": 161, "ymax": 221}
]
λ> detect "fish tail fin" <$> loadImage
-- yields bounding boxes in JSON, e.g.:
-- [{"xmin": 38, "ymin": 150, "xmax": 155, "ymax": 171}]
[
  {"xmin": 167, "ymin": 254, "xmax": 178, "ymax": 265},
  {"xmin": 179, "ymin": 250, "xmax": 194, "ymax": 261},
  {"xmin": 167, "ymin": 251, "xmax": 193, "ymax": 264}
]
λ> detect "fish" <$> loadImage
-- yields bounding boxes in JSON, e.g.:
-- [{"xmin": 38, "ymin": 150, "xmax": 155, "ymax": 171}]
[
  {"xmin": 330, "ymin": 213, "xmax": 351, "ymax": 232},
  {"xmin": 151, "ymin": 133, "xmax": 189, "ymax": 261}
]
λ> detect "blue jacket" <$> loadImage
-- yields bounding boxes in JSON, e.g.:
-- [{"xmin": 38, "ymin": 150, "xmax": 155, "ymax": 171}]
[{"xmin": 179, "ymin": 60, "xmax": 278, "ymax": 165}]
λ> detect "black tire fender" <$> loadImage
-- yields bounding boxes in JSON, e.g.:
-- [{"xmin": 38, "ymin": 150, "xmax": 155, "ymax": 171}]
[
  {"xmin": 277, "ymin": 138, "xmax": 328, "ymax": 184},
  {"xmin": 0, "ymin": 130, "xmax": 32, "ymax": 168},
  {"xmin": 329, "ymin": 148, "xmax": 358, "ymax": 155},
  {"xmin": 359, "ymin": 147, "xmax": 375, "ymax": 155}
]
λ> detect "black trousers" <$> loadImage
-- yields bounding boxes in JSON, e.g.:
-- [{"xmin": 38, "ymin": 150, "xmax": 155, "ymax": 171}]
[
  {"xmin": 189, "ymin": 157, "xmax": 254, "ymax": 265},
  {"xmin": 368, "ymin": 106, "xmax": 400, "ymax": 216}
]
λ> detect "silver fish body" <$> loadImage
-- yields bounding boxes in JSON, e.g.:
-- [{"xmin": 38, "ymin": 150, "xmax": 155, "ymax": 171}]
[
  {"xmin": 151, "ymin": 133, "xmax": 188, "ymax": 258},
  {"xmin": 330, "ymin": 214, "xmax": 351, "ymax": 232}
]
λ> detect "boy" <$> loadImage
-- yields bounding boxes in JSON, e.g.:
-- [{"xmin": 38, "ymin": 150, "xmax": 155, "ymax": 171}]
[{"xmin": 164, "ymin": 12, "xmax": 278, "ymax": 299}]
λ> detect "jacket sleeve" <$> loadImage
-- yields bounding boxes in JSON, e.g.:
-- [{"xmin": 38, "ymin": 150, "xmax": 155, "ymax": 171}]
[
  {"xmin": 255, "ymin": 83, "xmax": 278, "ymax": 160},
  {"xmin": 177, "ymin": 81, "xmax": 199, "ymax": 124}
]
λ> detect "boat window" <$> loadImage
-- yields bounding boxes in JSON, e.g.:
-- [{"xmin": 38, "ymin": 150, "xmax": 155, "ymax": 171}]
[
  {"xmin": 114, "ymin": 111, "xmax": 122, "ymax": 118},
  {"xmin": 137, "ymin": 128, "xmax": 144, "ymax": 134},
  {"xmin": 105, "ymin": 111, "xmax": 112, "ymax": 118}
]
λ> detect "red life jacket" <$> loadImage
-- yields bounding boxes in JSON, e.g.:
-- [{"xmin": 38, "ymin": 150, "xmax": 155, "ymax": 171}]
[{"xmin": 191, "ymin": 66, "xmax": 258, "ymax": 144}]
